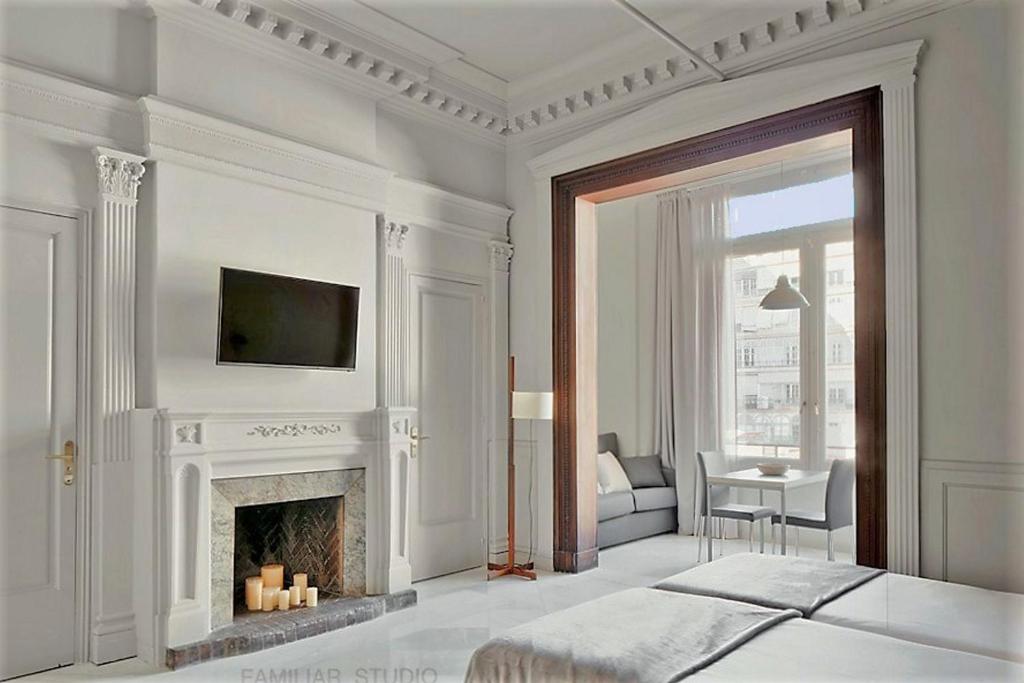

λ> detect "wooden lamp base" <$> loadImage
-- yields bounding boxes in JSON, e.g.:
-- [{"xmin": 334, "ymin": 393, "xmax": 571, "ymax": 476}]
[{"xmin": 487, "ymin": 560, "xmax": 536, "ymax": 581}]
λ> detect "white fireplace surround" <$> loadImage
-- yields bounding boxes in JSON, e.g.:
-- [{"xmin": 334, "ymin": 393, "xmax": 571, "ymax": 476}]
[{"xmin": 132, "ymin": 407, "xmax": 414, "ymax": 659}]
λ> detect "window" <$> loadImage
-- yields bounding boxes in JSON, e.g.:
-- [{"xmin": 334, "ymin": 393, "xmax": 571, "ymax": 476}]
[
  {"xmin": 831, "ymin": 341, "xmax": 843, "ymax": 364},
  {"xmin": 730, "ymin": 249, "xmax": 801, "ymax": 460},
  {"xmin": 825, "ymin": 241, "xmax": 856, "ymax": 460},
  {"xmin": 727, "ymin": 229, "xmax": 856, "ymax": 465},
  {"xmin": 728, "ymin": 173, "xmax": 854, "ymax": 238},
  {"xmin": 738, "ymin": 272, "xmax": 757, "ymax": 296}
]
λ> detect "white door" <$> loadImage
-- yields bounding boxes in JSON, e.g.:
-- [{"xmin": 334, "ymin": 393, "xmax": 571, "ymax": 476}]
[
  {"xmin": 1, "ymin": 206, "xmax": 78, "ymax": 680},
  {"xmin": 409, "ymin": 274, "xmax": 486, "ymax": 580}
]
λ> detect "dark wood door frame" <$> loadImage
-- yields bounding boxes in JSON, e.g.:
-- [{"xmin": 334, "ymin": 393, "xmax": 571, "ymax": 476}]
[{"xmin": 551, "ymin": 88, "xmax": 886, "ymax": 573}]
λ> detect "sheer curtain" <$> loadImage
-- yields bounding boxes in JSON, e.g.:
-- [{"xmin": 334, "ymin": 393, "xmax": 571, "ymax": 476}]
[{"xmin": 652, "ymin": 186, "xmax": 732, "ymax": 535}]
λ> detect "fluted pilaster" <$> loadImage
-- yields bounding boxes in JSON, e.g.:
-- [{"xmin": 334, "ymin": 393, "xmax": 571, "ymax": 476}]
[
  {"xmin": 881, "ymin": 75, "xmax": 919, "ymax": 576},
  {"xmin": 377, "ymin": 216, "xmax": 410, "ymax": 407}
]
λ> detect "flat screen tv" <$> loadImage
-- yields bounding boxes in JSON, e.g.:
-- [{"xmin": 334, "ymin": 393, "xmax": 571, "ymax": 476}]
[{"xmin": 217, "ymin": 268, "xmax": 359, "ymax": 370}]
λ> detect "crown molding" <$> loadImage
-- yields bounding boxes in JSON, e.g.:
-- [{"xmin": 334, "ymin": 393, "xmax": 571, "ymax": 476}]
[
  {"xmin": 156, "ymin": 0, "xmax": 508, "ymax": 142},
  {"xmin": 140, "ymin": 95, "xmax": 394, "ymax": 210},
  {"xmin": 505, "ymin": 0, "xmax": 966, "ymax": 143},
  {"xmin": 386, "ymin": 177, "xmax": 512, "ymax": 244},
  {"xmin": 145, "ymin": 0, "xmax": 965, "ymax": 149},
  {"xmin": 527, "ymin": 39, "xmax": 924, "ymax": 179},
  {"xmin": 0, "ymin": 58, "xmax": 143, "ymax": 151}
]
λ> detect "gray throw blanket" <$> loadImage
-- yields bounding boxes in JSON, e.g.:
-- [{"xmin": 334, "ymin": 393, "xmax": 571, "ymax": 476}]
[
  {"xmin": 465, "ymin": 588, "xmax": 798, "ymax": 683},
  {"xmin": 654, "ymin": 553, "xmax": 884, "ymax": 617}
]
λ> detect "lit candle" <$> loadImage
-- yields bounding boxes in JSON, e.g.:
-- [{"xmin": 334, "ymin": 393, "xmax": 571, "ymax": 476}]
[
  {"xmin": 277, "ymin": 589, "xmax": 290, "ymax": 611},
  {"xmin": 261, "ymin": 564, "xmax": 284, "ymax": 591},
  {"xmin": 245, "ymin": 576, "xmax": 264, "ymax": 611},
  {"xmin": 293, "ymin": 573, "xmax": 308, "ymax": 601},
  {"xmin": 306, "ymin": 587, "xmax": 318, "ymax": 607},
  {"xmin": 289, "ymin": 585, "xmax": 301, "ymax": 606},
  {"xmin": 261, "ymin": 587, "xmax": 277, "ymax": 612}
]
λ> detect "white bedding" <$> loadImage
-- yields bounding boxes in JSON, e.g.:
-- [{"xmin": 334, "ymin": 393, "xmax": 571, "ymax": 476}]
[
  {"xmin": 692, "ymin": 617, "xmax": 1022, "ymax": 682},
  {"xmin": 465, "ymin": 588, "xmax": 798, "ymax": 683},
  {"xmin": 813, "ymin": 572, "xmax": 1024, "ymax": 664}
]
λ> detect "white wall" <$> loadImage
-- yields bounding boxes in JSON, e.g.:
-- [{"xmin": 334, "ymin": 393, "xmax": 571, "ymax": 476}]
[
  {"xmin": 595, "ymin": 194, "xmax": 657, "ymax": 459},
  {"xmin": 0, "ymin": 0, "xmax": 152, "ymax": 95},
  {"xmin": 507, "ymin": 1, "xmax": 1024, "ymax": 586},
  {"xmin": 148, "ymin": 163, "xmax": 377, "ymax": 412},
  {"xmin": 2, "ymin": 0, "xmax": 512, "ymax": 665},
  {"xmin": 376, "ymin": 108, "xmax": 506, "ymax": 205}
]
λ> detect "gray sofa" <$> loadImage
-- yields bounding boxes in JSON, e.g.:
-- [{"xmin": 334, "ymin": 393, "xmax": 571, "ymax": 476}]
[{"xmin": 597, "ymin": 433, "xmax": 678, "ymax": 548}]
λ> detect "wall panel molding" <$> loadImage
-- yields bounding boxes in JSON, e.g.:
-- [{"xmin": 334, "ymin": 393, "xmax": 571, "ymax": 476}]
[
  {"xmin": 921, "ymin": 459, "xmax": 1024, "ymax": 593},
  {"xmin": 139, "ymin": 97, "xmax": 393, "ymax": 211}
]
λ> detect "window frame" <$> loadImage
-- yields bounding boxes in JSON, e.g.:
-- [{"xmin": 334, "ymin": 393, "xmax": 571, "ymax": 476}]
[{"xmin": 728, "ymin": 217, "xmax": 853, "ymax": 471}]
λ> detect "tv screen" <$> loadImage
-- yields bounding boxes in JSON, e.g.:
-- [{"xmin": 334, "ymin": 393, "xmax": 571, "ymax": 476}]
[{"xmin": 217, "ymin": 268, "xmax": 359, "ymax": 370}]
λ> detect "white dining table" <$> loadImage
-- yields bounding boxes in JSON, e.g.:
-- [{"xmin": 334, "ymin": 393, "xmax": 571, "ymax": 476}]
[{"xmin": 704, "ymin": 467, "xmax": 830, "ymax": 561}]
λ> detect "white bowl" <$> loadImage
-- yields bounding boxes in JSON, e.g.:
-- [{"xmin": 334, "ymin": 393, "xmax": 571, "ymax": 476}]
[{"xmin": 757, "ymin": 462, "xmax": 790, "ymax": 476}]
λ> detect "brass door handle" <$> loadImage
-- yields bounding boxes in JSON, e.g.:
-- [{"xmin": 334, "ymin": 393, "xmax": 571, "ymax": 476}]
[
  {"xmin": 46, "ymin": 440, "xmax": 75, "ymax": 485},
  {"xmin": 410, "ymin": 428, "xmax": 430, "ymax": 458}
]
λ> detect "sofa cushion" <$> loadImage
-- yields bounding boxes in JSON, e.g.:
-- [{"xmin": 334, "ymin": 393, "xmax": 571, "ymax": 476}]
[
  {"xmin": 633, "ymin": 486, "xmax": 678, "ymax": 512},
  {"xmin": 619, "ymin": 455, "xmax": 666, "ymax": 488},
  {"xmin": 597, "ymin": 451, "xmax": 633, "ymax": 494},
  {"xmin": 598, "ymin": 491, "xmax": 636, "ymax": 521}
]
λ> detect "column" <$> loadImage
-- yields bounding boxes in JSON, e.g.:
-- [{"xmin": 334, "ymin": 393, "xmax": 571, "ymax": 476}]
[
  {"xmin": 91, "ymin": 147, "xmax": 146, "ymax": 662},
  {"xmin": 881, "ymin": 74, "xmax": 919, "ymax": 576},
  {"xmin": 376, "ymin": 216, "xmax": 410, "ymax": 407}
]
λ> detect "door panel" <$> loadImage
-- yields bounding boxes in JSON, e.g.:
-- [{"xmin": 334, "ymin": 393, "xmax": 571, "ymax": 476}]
[
  {"xmin": 409, "ymin": 275, "xmax": 485, "ymax": 580},
  {"xmin": 1, "ymin": 206, "xmax": 78, "ymax": 679}
]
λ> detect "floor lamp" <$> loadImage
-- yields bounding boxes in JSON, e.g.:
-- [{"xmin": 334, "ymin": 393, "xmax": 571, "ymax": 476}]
[{"xmin": 488, "ymin": 356, "xmax": 553, "ymax": 581}]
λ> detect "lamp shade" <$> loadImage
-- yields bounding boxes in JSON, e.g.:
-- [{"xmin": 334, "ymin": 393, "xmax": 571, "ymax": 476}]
[
  {"xmin": 759, "ymin": 274, "xmax": 810, "ymax": 310},
  {"xmin": 512, "ymin": 391, "xmax": 554, "ymax": 420}
]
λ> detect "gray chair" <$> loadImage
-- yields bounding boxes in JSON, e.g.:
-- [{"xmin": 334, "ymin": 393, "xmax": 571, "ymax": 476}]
[
  {"xmin": 695, "ymin": 451, "xmax": 775, "ymax": 561},
  {"xmin": 770, "ymin": 458, "xmax": 854, "ymax": 561}
]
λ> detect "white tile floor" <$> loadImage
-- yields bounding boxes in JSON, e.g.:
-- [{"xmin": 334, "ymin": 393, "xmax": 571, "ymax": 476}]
[{"xmin": 25, "ymin": 533, "xmax": 849, "ymax": 683}]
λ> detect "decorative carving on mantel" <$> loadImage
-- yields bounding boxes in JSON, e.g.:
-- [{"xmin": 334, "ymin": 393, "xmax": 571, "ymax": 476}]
[
  {"xmin": 246, "ymin": 423, "xmax": 344, "ymax": 438},
  {"xmin": 95, "ymin": 150, "xmax": 146, "ymax": 202},
  {"xmin": 175, "ymin": 423, "xmax": 201, "ymax": 444},
  {"xmin": 381, "ymin": 220, "xmax": 409, "ymax": 252},
  {"xmin": 489, "ymin": 241, "xmax": 514, "ymax": 272}
]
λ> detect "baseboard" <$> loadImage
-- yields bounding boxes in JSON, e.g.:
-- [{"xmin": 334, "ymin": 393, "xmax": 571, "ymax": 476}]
[
  {"xmin": 552, "ymin": 547, "xmax": 598, "ymax": 573},
  {"xmin": 91, "ymin": 612, "xmax": 136, "ymax": 664}
]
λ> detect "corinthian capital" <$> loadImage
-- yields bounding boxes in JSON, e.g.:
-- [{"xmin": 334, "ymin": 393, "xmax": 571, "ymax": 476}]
[{"xmin": 94, "ymin": 147, "xmax": 146, "ymax": 203}]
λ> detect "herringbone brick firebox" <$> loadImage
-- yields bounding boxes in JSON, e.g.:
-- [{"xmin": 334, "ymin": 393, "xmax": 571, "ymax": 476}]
[
  {"xmin": 233, "ymin": 496, "xmax": 345, "ymax": 613},
  {"xmin": 210, "ymin": 469, "xmax": 367, "ymax": 629}
]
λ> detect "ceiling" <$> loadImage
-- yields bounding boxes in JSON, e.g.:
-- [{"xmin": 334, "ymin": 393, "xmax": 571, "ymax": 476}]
[{"xmin": 315, "ymin": 0, "xmax": 796, "ymax": 86}]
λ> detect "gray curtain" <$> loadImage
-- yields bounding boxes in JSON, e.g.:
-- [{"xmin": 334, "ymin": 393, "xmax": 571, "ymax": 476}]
[{"xmin": 652, "ymin": 187, "xmax": 731, "ymax": 535}]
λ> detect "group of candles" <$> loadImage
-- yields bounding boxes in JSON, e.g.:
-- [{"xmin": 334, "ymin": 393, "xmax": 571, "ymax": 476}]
[{"xmin": 243, "ymin": 563, "xmax": 320, "ymax": 612}]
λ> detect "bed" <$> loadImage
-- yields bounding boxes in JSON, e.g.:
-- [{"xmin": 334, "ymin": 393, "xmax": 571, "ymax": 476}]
[
  {"xmin": 464, "ymin": 587, "xmax": 1022, "ymax": 682},
  {"xmin": 653, "ymin": 553, "xmax": 1024, "ymax": 664}
]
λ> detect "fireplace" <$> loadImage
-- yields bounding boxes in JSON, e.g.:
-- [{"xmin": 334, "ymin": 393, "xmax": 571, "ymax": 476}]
[
  {"xmin": 210, "ymin": 469, "xmax": 366, "ymax": 629},
  {"xmin": 141, "ymin": 408, "xmax": 416, "ymax": 668},
  {"xmin": 232, "ymin": 496, "xmax": 344, "ymax": 614}
]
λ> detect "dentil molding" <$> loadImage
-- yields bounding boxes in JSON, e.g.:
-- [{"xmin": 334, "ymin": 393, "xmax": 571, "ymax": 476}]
[{"xmin": 157, "ymin": 0, "xmax": 963, "ymax": 145}]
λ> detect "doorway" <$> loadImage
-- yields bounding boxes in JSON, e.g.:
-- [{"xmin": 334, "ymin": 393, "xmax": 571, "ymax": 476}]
[
  {"xmin": 552, "ymin": 90, "xmax": 885, "ymax": 572},
  {"xmin": 408, "ymin": 273, "xmax": 488, "ymax": 580},
  {"xmin": 0, "ymin": 205, "xmax": 83, "ymax": 679}
]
